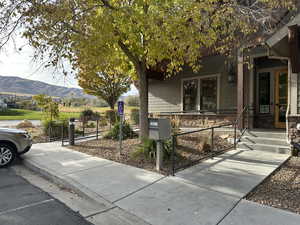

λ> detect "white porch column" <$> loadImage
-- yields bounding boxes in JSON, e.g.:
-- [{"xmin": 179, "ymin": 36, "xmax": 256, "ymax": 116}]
[{"xmin": 290, "ymin": 60, "xmax": 298, "ymax": 115}]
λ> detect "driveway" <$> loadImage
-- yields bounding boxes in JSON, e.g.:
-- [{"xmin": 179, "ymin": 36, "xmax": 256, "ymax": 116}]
[{"xmin": 0, "ymin": 167, "xmax": 92, "ymax": 225}]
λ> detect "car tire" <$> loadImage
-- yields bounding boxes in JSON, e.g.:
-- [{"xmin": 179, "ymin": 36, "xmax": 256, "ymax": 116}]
[{"xmin": 0, "ymin": 144, "xmax": 17, "ymax": 168}]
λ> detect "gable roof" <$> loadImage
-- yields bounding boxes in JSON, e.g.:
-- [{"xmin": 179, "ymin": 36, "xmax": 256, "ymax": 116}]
[{"xmin": 266, "ymin": 12, "xmax": 300, "ymax": 47}]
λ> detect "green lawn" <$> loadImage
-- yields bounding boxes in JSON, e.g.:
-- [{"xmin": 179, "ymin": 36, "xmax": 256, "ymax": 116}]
[{"xmin": 0, "ymin": 109, "xmax": 80, "ymax": 120}]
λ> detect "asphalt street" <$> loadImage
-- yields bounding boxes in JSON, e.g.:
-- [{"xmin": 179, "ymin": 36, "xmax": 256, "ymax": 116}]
[{"xmin": 0, "ymin": 167, "xmax": 93, "ymax": 225}]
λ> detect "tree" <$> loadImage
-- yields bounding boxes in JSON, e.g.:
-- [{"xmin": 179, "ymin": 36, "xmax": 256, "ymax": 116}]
[
  {"xmin": 0, "ymin": 0, "xmax": 294, "ymax": 138},
  {"xmin": 78, "ymin": 71, "xmax": 131, "ymax": 110},
  {"xmin": 33, "ymin": 94, "xmax": 59, "ymax": 121}
]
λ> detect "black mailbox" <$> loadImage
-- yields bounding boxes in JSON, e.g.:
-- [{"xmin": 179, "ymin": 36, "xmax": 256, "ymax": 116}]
[{"xmin": 149, "ymin": 118, "xmax": 171, "ymax": 140}]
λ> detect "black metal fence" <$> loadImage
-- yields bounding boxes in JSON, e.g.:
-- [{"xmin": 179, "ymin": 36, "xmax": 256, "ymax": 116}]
[
  {"xmin": 170, "ymin": 105, "xmax": 250, "ymax": 175},
  {"xmin": 61, "ymin": 119, "xmax": 103, "ymax": 146}
]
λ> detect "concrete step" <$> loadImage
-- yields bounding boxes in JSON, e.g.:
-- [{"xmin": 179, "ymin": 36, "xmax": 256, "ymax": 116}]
[
  {"xmin": 244, "ymin": 130, "xmax": 286, "ymax": 139},
  {"xmin": 240, "ymin": 136, "xmax": 289, "ymax": 147},
  {"xmin": 237, "ymin": 142, "xmax": 290, "ymax": 155}
]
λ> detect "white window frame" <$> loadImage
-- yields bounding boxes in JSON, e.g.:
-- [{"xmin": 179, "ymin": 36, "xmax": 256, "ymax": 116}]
[{"xmin": 181, "ymin": 74, "xmax": 220, "ymax": 112}]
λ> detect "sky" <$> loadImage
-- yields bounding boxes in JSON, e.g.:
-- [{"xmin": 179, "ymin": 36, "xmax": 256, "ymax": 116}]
[{"xmin": 0, "ymin": 38, "xmax": 138, "ymax": 96}]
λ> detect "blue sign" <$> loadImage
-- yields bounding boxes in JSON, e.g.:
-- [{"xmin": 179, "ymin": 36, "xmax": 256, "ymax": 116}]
[{"xmin": 118, "ymin": 101, "xmax": 124, "ymax": 116}]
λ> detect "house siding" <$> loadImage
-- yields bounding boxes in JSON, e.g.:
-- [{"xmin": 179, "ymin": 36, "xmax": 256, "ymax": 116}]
[{"xmin": 148, "ymin": 55, "xmax": 237, "ymax": 113}]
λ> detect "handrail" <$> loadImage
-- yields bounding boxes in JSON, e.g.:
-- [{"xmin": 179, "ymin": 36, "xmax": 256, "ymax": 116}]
[
  {"xmin": 235, "ymin": 105, "xmax": 248, "ymax": 127},
  {"xmin": 233, "ymin": 105, "xmax": 250, "ymax": 149}
]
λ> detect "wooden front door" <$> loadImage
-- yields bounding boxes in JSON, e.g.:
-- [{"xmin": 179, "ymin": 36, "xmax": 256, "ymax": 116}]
[{"xmin": 274, "ymin": 69, "xmax": 288, "ymax": 129}]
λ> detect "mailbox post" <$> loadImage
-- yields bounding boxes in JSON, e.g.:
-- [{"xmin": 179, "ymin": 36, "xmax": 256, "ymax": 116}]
[{"xmin": 148, "ymin": 118, "xmax": 171, "ymax": 171}]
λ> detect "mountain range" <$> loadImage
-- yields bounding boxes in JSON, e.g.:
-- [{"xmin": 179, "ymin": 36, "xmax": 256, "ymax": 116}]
[{"xmin": 0, "ymin": 75, "xmax": 91, "ymax": 98}]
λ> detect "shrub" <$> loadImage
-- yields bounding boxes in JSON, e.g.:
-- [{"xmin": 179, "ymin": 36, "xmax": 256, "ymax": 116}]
[
  {"xmin": 86, "ymin": 122, "xmax": 96, "ymax": 128},
  {"xmin": 105, "ymin": 109, "xmax": 117, "ymax": 125},
  {"xmin": 99, "ymin": 117, "xmax": 108, "ymax": 127},
  {"xmin": 130, "ymin": 108, "xmax": 139, "ymax": 125},
  {"xmin": 104, "ymin": 121, "xmax": 137, "ymax": 140},
  {"xmin": 42, "ymin": 119, "xmax": 68, "ymax": 139},
  {"xmin": 132, "ymin": 138, "xmax": 172, "ymax": 161},
  {"xmin": 80, "ymin": 109, "xmax": 100, "ymax": 122}
]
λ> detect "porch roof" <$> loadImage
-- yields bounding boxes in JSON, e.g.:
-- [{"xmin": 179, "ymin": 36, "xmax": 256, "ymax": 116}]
[{"xmin": 266, "ymin": 13, "xmax": 300, "ymax": 50}]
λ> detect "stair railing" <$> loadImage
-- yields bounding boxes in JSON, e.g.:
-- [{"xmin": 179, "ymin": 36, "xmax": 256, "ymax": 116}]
[{"xmin": 234, "ymin": 105, "xmax": 250, "ymax": 149}]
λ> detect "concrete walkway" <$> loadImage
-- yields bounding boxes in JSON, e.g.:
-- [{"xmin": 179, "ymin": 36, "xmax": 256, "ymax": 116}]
[{"xmin": 22, "ymin": 142, "xmax": 300, "ymax": 225}]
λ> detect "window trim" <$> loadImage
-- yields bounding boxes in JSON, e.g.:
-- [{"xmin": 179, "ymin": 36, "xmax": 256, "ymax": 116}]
[{"xmin": 181, "ymin": 74, "xmax": 220, "ymax": 112}]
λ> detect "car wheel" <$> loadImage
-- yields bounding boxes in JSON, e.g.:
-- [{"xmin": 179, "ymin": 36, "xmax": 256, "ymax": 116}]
[{"xmin": 0, "ymin": 144, "xmax": 16, "ymax": 168}]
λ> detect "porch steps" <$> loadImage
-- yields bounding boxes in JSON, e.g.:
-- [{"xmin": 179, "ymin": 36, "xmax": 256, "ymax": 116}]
[{"xmin": 237, "ymin": 130, "xmax": 290, "ymax": 155}]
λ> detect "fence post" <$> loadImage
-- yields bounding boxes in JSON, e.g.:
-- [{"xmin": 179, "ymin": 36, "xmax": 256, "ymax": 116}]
[
  {"xmin": 61, "ymin": 124, "xmax": 64, "ymax": 146},
  {"xmin": 96, "ymin": 119, "xmax": 99, "ymax": 140},
  {"xmin": 48, "ymin": 126, "xmax": 51, "ymax": 142},
  {"xmin": 69, "ymin": 118, "xmax": 75, "ymax": 146},
  {"xmin": 172, "ymin": 136, "xmax": 176, "ymax": 176},
  {"xmin": 211, "ymin": 127, "xmax": 214, "ymax": 151},
  {"xmin": 82, "ymin": 121, "xmax": 85, "ymax": 137}
]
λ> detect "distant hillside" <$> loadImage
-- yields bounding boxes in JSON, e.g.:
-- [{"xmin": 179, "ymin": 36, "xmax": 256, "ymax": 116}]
[{"xmin": 0, "ymin": 75, "xmax": 92, "ymax": 98}]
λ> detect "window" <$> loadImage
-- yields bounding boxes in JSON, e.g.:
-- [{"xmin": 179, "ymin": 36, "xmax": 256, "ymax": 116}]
[
  {"xmin": 200, "ymin": 77, "xmax": 218, "ymax": 111},
  {"xmin": 182, "ymin": 75, "xmax": 219, "ymax": 112},
  {"xmin": 258, "ymin": 72, "xmax": 270, "ymax": 113},
  {"xmin": 183, "ymin": 79, "xmax": 198, "ymax": 111}
]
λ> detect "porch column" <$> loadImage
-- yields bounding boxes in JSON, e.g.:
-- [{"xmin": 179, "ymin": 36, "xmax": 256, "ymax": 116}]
[
  {"xmin": 237, "ymin": 49, "xmax": 245, "ymax": 129},
  {"xmin": 290, "ymin": 62, "xmax": 298, "ymax": 115},
  {"xmin": 248, "ymin": 57, "xmax": 255, "ymax": 129},
  {"xmin": 288, "ymin": 25, "xmax": 299, "ymax": 115}
]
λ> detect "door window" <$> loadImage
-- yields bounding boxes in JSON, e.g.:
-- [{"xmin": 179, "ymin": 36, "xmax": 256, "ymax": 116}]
[{"xmin": 258, "ymin": 72, "xmax": 271, "ymax": 114}]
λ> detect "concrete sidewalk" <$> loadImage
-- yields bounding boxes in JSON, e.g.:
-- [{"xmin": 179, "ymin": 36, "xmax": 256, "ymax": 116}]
[{"xmin": 22, "ymin": 142, "xmax": 300, "ymax": 225}]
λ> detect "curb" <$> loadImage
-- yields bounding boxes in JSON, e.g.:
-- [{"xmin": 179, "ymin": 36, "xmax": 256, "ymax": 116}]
[{"xmin": 22, "ymin": 158, "xmax": 114, "ymax": 210}]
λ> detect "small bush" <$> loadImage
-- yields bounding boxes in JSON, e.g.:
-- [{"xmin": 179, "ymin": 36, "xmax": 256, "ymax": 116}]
[
  {"xmin": 104, "ymin": 121, "xmax": 137, "ymax": 140},
  {"xmin": 132, "ymin": 138, "xmax": 156, "ymax": 160},
  {"xmin": 105, "ymin": 109, "xmax": 117, "ymax": 125},
  {"xmin": 130, "ymin": 108, "xmax": 139, "ymax": 125},
  {"xmin": 86, "ymin": 122, "xmax": 96, "ymax": 128},
  {"xmin": 43, "ymin": 119, "xmax": 68, "ymax": 139},
  {"xmin": 80, "ymin": 109, "xmax": 100, "ymax": 122},
  {"xmin": 99, "ymin": 117, "xmax": 108, "ymax": 127},
  {"xmin": 132, "ymin": 138, "xmax": 172, "ymax": 161}
]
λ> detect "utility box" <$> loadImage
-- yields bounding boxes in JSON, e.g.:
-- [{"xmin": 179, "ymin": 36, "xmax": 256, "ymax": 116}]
[{"xmin": 149, "ymin": 118, "xmax": 171, "ymax": 140}]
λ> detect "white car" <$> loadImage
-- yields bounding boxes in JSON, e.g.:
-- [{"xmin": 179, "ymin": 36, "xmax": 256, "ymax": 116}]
[{"xmin": 0, "ymin": 128, "xmax": 32, "ymax": 167}]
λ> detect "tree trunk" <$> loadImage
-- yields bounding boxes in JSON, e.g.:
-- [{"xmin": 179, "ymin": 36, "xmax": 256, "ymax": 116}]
[{"xmin": 137, "ymin": 65, "xmax": 149, "ymax": 139}]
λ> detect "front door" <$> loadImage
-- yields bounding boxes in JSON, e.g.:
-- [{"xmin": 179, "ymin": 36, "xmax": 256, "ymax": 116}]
[{"xmin": 274, "ymin": 69, "xmax": 288, "ymax": 129}]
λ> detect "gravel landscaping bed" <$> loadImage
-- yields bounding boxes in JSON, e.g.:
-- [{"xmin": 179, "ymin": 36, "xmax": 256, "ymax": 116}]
[
  {"xmin": 68, "ymin": 138, "xmax": 162, "ymax": 173},
  {"xmin": 67, "ymin": 132, "xmax": 235, "ymax": 174},
  {"xmin": 246, "ymin": 157, "xmax": 300, "ymax": 214}
]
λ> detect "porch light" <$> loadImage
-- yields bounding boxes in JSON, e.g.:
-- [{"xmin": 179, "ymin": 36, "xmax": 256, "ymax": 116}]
[{"xmin": 228, "ymin": 62, "xmax": 236, "ymax": 84}]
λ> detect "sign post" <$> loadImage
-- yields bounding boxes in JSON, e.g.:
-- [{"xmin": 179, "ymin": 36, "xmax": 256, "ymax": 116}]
[{"xmin": 118, "ymin": 101, "xmax": 124, "ymax": 154}]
